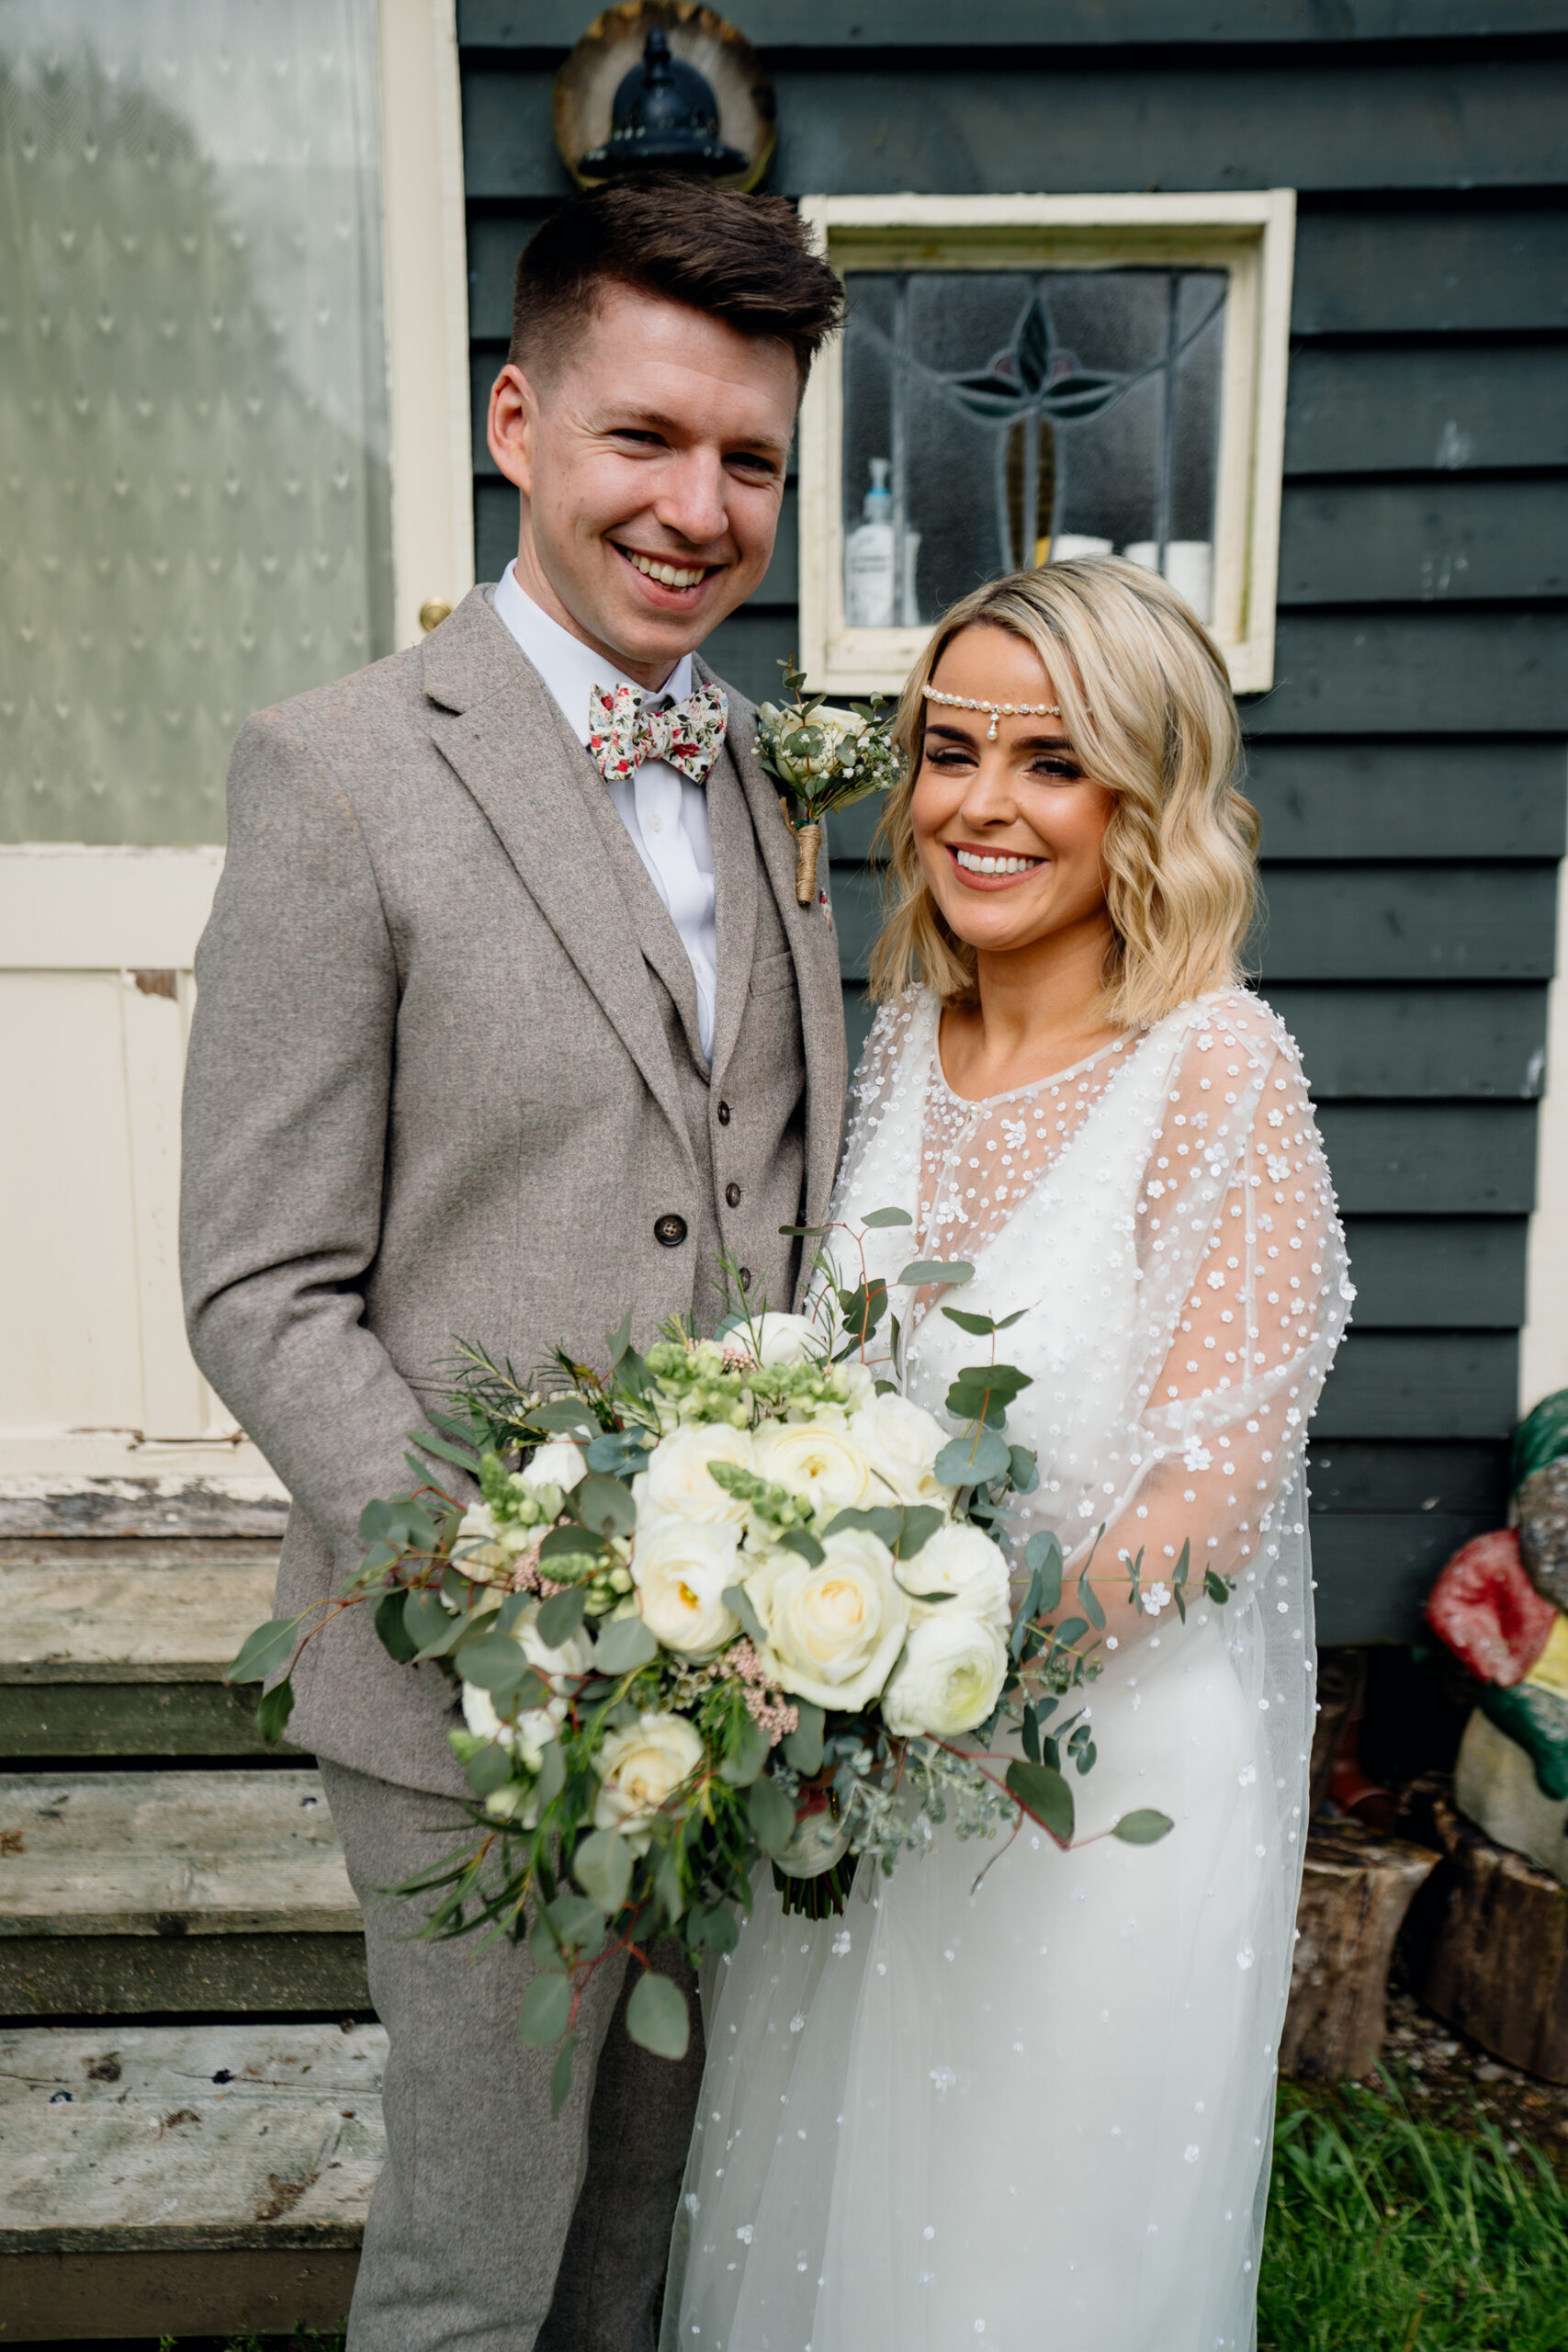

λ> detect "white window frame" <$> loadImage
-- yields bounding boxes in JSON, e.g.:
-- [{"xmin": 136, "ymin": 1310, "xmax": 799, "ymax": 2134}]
[{"xmin": 796, "ymin": 191, "xmax": 1296, "ymax": 698}]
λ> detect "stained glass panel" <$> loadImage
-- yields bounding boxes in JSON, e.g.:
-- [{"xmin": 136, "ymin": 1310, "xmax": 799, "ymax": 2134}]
[{"xmin": 841, "ymin": 267, "xmax": 1226, "ymax": 631}]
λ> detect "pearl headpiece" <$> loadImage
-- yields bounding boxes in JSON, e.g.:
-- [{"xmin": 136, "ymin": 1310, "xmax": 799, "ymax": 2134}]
[{"xmin": 921, "ymin": 684, "xmax": 1063, "ymax": 741}]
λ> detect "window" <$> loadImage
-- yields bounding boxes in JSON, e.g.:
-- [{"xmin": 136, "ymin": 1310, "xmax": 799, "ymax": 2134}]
[{"xmin": 797, "ymin": 194, "xmax": 1295, "ymax": 696}]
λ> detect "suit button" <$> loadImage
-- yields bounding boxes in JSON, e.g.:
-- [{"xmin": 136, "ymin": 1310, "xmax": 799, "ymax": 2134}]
[
  {"xmin": 739, "ymin": 1267, "xmax": 752, "ymax": 1289},
  {"xmin": 726, "ymin": 1182, "xmax": 741, "ymax": 1208},
  {"xmin": 654, "ymin": 1214, "xmax": 688, "ymax": 1248},
  {"xmin": 716, "ymin": 1101, "xmax": 731, "ymax": 1125}
]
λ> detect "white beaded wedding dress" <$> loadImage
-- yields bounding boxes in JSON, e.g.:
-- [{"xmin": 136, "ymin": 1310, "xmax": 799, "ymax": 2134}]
[{"xmin": 660, "ymin": 985, "xmax": 1351, "ymax": 2352}]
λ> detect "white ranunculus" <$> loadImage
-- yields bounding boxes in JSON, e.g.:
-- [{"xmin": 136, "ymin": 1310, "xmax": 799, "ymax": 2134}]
[
  {"xmin": 751, "ymin": 1420, "xmax": 875, "ymax": 1516},
  {"xmin": 521, "ymin": 1439, "xmax": 588, "ymax": 1494},
  {"xmin": 593, "ymin": 1710, "xmax": 706, "ymax": 1853},
  {"xmin": 836, "ymin": 1361, "xmax": 876, "ymax": 1413},
  {"xmin": 637, "ymin": 1422, "xmax": 753, "ymax": 1525},
  {"xmin": 737, "ymin": 1311, "xmax": 824, "ymax": 1368},
  {"xmin": 744, "ymin": 1527, "xmax": 910, "ymax": 1713},
  {"xmin": 897, "ymin": 1521, "xmax": 1012, "ymax": 1637},
  {"xmin": 515, "ymin": 1601, "xmax": 595, "ymax": 1692},
  {"xmin": 632, "ymin": 1516, "xmax": 741, "ymax": 1656},
  {"xmin": 880, "ymin": 1611, "xmax": 1008, "ymax": 1738},
  {"xmin": 851, "ymin": 1392, "xmax": 955, "ymax": 1510},
  {"xmin": 454, "ymin": 1501, "xmax": 511, "ymax": 1584}
]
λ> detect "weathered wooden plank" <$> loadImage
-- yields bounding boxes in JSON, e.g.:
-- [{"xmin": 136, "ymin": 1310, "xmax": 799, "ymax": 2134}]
[
  {"xmin": 0, "ymin": 1557, "xmax": 278, "ymax": 1685},
  {"xmin": 1311, "ymin": 1509, "xmax": 1489, "ymax": 1643},
  {"xmin": 461, "ymin": 57, "xmax": 1568, "ymax": 199},
  {"xmin": 1257, "ymin": 864, "xmax": 1557, "ymax": 981},
  {"xmin": 466, "ymin": 208, "xmax": 553, "ymax": 345},
  {"xmin": 1307, "ymin": 1436, "xmax": 1507, "ymax": 1517},
  {"xmin": 0, "ymin": 1772, "xmax": 359, "ymax": 1939},
  {"xmin": 1248, "ymin": 613, "xmax": 1568, "ymax": 734},
  {"xmin": 1339, "ymin": 1216, "xmax": 1529, "ymax": 1328},
  {"xmin": 1245, "ymin": 741, "xmax": 1568, "ymax": 863},
  {"xmin": 1292, "ymin": 206, "xmax": 1568, "ymax": 336},
  {"xmin": 0, "ymin": 1932, "xmax": 370, "ymax": 2018},
  {"xmin": 1316, "ymin": 1330, "xmax": 1519, "ymax": 1439},
  {"xmin": 1264, "ymin": 984, "xmax": 1548, "ymax": 1097},
  {"xmin": 1316, "ymin": 1102, "xmax": 1538, "ymax": 1212},
  {"xmin": 0, "ymin": 1481, "xmax": 288, "ymax": 1542},
  {"xmin": 1, "ymin": 1683, "xmax": 288, "ymax": 1762},
  {"xmin": 1, "ymin": 2245, "xmax": 362, "ymax": 2342},
  {"xmin": 0, "ymin": 2022, "xmax": 385, "ymax": 2253},
  {"xmin": 1284, "ymin": 345, "xmax": 1568, "ymax": 478},
  {"xmin": 460, "ymin": 0, "xmax": 1568, "ymax": 44},
  {"xmin": 1278, "ymin": 479, "xmax": 1568, "ymax": 605}
]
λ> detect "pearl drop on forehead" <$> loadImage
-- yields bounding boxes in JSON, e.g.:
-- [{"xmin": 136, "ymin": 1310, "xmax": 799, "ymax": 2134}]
[{"xmin": 921, "ymin": 684, "xmax": 1063, "ymax": 741}]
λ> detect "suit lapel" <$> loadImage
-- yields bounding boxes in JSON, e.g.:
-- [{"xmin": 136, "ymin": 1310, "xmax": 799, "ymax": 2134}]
[
  {"xmin": 424, "ymin": 591, "xmax": 698, "ymax": 1176},
  {"xmin": 700, "ymin": 660, "xmax": 849, "ymax": 1226}
]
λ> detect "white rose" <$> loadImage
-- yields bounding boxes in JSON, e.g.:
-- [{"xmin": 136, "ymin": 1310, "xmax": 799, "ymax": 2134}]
[
  {"xmin": 637, "ymin": 1423, "xmax": 753, "ymax": 1525},
  {"xmin": 881, "ymin": 1611, "xmax": 1008, "ymax": 1738},
  {"xmin": 454, "ymin": 1501, "xmax": 510, "ymax": 1584},
  {"xmin": 593, "ymin": 1710, "xmax": 706, "ymax": 1853},
  {"xmin": 751, "ymin": 1420, "xmax": 875, "ymax": 1515},
  {"xmin": 522, "ymin": 1439, "xmax": 587, "ymax": 1494},
  {"xmin": 850, "ymin": 1392, "xmax": 954, "ymax": 1510},
  {"xmin": 632, "ymin": 1517, "xmax": 741, "ymax": 1656},
  {"xmin": 744, "ymin": 1527, "xmax": 910, "ymax": 1713},
  {"xmin": 462, "ymin": 1680, "xmax": 566, "ymax": 1770},
  {"xmin": 737, "ymin": 1311, "xmax": 823, "ymax": 1368},
  {"xmin": 515, "ymin": 1600, "xmax": 595, "ymax": 1692},
  {"xmin": 897, "ymin": 1521, "xmax": 1011, "ymax": 1637},
  {"xmin": 837, "ymin": 1361, "xmax": 876, "ymax": 1413}
]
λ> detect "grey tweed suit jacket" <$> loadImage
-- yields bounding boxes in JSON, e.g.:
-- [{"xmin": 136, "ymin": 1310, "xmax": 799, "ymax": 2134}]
[{"xmin": 181, "ymin": 587, "xmax": 847, "ymax": 1794}]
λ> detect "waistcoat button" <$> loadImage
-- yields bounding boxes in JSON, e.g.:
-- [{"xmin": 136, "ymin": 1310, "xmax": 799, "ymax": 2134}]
[
  {"xmin": 654, "ymin": 1214, "xmax": 688, "ymax": 1248},
  {"xmin": 716, "ymin": 1102, "xmax": 731, "ymax": 1125},
  {"xmin": 739, "ymin": 1267, "xmax": 752, "ymax": 1289},
  {"xmin": 725, "ymin": 1182, "xmax": 741, "ymax": 1208}
]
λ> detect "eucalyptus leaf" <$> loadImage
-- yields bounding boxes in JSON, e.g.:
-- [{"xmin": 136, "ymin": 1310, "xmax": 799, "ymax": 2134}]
[
  {"xmin": 546, "ymin": 1892, "xmax": 607, "ymax": 1952},
  {"xmin": 535, "ymin": 1736, "xmax": 567, "ymax": 1811},
  {"xmin": 626, "ymin": 1970, "xmax": 691, "ymax": 2061},
  {"xmin": 777, "ymin": 1527, "xmax": 826, "ymax": 1567},
  {"xmin": 374, "ymin": 1589, "xmax": 420, "ymax": 1665},
  {"xmin": 573, "ymin": 1826, "xmax": 634, "ymax": 1914},
  {"xmin": 933, "ymin": 1427, "xmax": 1010, "ymax": 1487},
  {"xmin": 1025, "ymin": 1530, "xmax": 1064, "ymax": 1613},
  {"xmin": 537, "ymin": 1586, "xmax": 589, "ymax": 1648},
  {"xmin": 782, "ymin": 1699, "xmax": 825, "ymax": 1776},
  {"xmin": 822, "ymin": 1504, "xmax": 904, "ymax": 1550},
  {"xmin": 748, "ymin": 1774, "xmax": 797, "ymax": 1856},
  {"xmin": 403, "ymin": 1587, "xmax": 464, "ymax": 1658},
  {"xmin": 593, "ymin": 1613, "xmax": 659, "ymax": 1674},
  {"xmin": 605, "ymin": 1309, "xmax": 634, "ymax": 1366},
  {"xmin": 703, "ymin": 1903, "xmax": 739, "ymax": 1955},
  {"xmin": 1077, "ymin": 1565, "xmax": 1106, "ymax": 1631},
  {"xmin": 1008, "ymin": 1446, "xmax": 1040, "ymax": 1495},
  {"xmin": 860, "ymin": 1205, "xmax": 913, "ymax": 1228},
  {"xmin": 536, "ymin": 1397, "xmax": 597, "ymax": 1435},
  {"xmin": 517, "ymin": 1970, "xmax": 572, "ymax": 2047},
  {"xmin": 1112, "ymin": 1809, "xmax": 1174, "ymax": 1846},
  {"xmin": 895, "ymin": 1259, "xmax": 975, "ymax": 1287},
  {"xmin": 575, "ymin": 1473, "xmax": 637, "ymax": 1539},
  {"xmin": 550, "ymin": 2031, "xmax": 577, "ymax": 2117},
  {"xmin": 227, "ymin": 1617, "xmax": 300, "ymax": 1687},
  {"xmin": 456, "ymin": 1631, "xmax": 533, "ymax": 1693},
  {"xmin": 723, "ymin": 1583, "xmax": 770, "ymax": 1648},
  {"xmin": 586, "ymin": 1428, "xmax": 652, "ymax": 1476},
  {"xmin": 407, "ymin": 1427, "xmax": 482, "ymax": 1476},
  {"xmin": 941, "ymin": 1306, "xmax": 999, "ymax": 1336},
  {"xmin": 465, "ymin": 1742, "xmax": 515, "ymax": 1799},
  {"xmin": 255, "ymin": 1679, "xmax": 295, "ymax": 1745},
  {"xmin": 1005, "ymin": 1758, "xmax": 1075, "ymax": 1844},
  {"xmin": 718, "ymin": 1710, "xmax": 770, "ymax": 1789}
]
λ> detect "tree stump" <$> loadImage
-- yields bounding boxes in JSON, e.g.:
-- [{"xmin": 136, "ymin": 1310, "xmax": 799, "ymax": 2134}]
[
  {"xmin": 1280, "ymin": 1818, "xmax": 1438, "ymax": 2080},
  {"xmin": 1409, "ymin": 1794, "xmax": 1568, "ymax": 2081}
]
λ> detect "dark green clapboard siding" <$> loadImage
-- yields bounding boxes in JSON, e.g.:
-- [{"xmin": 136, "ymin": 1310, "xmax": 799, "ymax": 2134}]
[{"xmin": 459, "ymin": 13, "xmax": 1568, "ymax": 1644}]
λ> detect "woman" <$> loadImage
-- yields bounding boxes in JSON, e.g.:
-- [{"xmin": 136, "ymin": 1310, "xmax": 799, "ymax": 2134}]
[{"xmin": 661, "ymin": 560, "xmax": 1352, "ymax": 2351}]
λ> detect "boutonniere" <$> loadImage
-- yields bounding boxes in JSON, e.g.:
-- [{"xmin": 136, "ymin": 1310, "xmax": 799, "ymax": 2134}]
[{"xmin": 752, "ymin": 656, "xmax": 904, "ymax": 905}]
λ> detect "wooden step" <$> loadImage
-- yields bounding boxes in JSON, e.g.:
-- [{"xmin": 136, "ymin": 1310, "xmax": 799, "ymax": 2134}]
[
  {"xmin": 0, "ymin": 1541, "xmax": 290, "ymax": 1758},
  {"xmin": 0, "ymin": 1770, "xmax": 370, "ymax": 2015},
  {"xmin": 0, "ymin": 2020, "xmax": 382, "ymax": 2340}
]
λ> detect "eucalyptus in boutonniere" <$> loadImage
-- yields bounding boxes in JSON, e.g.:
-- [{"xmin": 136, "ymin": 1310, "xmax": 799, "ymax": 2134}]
[
  {"xmin": 753, "ymin": 656, "xmax": 904, "ymax": 904},
  {"xmin": 226, "ymin": 1220, "xmax": 1224, "ymax": 2109}
]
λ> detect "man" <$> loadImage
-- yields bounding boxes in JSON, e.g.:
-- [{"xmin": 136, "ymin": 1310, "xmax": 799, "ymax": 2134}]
[{"xmin": 180, "ymin": 176, "xmax": 845, "ymax": 2350}]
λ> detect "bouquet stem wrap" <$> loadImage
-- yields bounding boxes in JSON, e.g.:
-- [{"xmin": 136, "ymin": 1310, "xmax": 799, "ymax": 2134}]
[{"xmin": 794, "ymin": 821, "xmax": 823, "ymax": 904}]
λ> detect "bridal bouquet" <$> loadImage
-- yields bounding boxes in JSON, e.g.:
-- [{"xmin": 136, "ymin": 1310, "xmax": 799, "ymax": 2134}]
[
  {"xmin": 230, "ymin": 1219, "xmax": 1212, "ymax": 2105},
  {"xmin": 753, "ymin": 656, "xmax": 903, "ymax": 904}
]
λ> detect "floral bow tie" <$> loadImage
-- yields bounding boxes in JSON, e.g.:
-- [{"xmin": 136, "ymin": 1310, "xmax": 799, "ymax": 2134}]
[{"xmin": 587, "ymin": 679, "xmax": 728, "ymax": 786}]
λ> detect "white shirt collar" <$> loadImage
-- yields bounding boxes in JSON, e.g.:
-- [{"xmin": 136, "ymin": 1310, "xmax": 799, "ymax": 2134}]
[{"xmin": 491, "ymin": 560, "xmax": 694, "ymax": 748}]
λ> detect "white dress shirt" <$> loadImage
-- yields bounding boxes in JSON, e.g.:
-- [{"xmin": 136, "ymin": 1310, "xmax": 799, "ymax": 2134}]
[{"xmin": 491, "ymin": 562, "xmax": 719, "ymax": 1060}]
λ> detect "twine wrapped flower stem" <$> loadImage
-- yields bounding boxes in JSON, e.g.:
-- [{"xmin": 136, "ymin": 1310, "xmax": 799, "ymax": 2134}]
[{"xmin": 752, "ymin": 658, "xmax": 905, "ymax": 905}]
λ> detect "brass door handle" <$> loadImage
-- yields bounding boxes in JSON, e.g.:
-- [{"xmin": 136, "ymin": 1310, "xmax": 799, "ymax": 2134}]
[{"xmin": 418, "ymin": 598, "xmax": 453, "ymax": 633}]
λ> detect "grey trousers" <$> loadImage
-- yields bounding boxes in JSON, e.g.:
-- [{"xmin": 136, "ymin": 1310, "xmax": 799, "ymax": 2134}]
[{"xmin": 320, "ymin": 1759, "xmax": 705, "ymax": 2352}]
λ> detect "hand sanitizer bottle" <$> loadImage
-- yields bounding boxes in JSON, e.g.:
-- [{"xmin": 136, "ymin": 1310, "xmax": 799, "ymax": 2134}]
[{"xmin": 844, "ymin": 458, "xmax": 896, "ymax": 628}]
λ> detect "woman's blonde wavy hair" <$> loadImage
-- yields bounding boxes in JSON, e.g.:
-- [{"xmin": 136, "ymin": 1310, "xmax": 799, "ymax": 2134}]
[{"xmin": 868, "ymin": 557, "xmax": 1258, "ymax": 1031}]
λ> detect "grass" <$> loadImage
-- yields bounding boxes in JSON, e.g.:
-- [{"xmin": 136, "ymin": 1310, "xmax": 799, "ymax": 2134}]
[{"xmin": 1259, "ymin": 2075, "xmax": 1568, "ymax": 2351}]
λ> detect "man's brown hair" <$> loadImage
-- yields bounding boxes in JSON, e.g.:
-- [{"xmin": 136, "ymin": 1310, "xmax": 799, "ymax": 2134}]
[{"xmin": 509, "ymin": 175, "xmax": 843, "ymax": 392}]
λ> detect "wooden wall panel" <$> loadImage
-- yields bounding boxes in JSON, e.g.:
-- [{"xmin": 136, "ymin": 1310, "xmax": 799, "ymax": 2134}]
[{"xmin": 458, "ymin": 16, "xmax": 1568, "ymax": 1644}]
